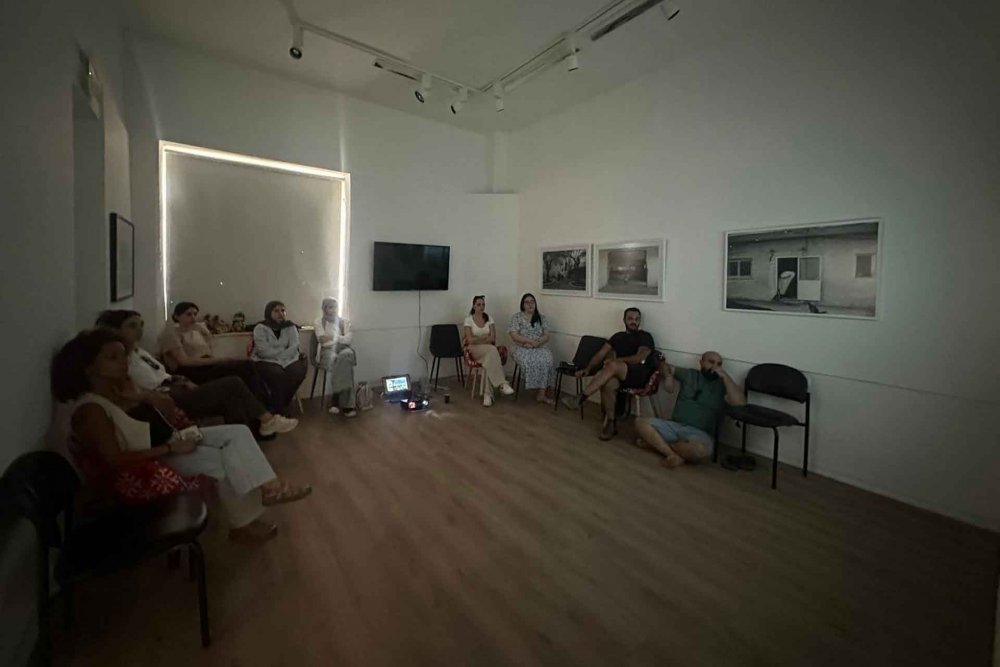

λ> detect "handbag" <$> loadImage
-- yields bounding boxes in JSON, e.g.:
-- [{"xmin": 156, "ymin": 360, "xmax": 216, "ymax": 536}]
[{"xmin": 356, "ymin": 381, "xmax": 374, "ymax": 411}]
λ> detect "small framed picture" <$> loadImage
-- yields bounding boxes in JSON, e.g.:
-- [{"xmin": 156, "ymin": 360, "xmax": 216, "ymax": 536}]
[
  {"xmin": 723, "ymin": 217, "xmax": 882, "ymax": 319},
  {"xmin": 540, "ymin": 244, "xmax": 591, "ymax": 297},
  {"xmin": 110, "ymin": 213, "xmax": 134, "ymax": 301},
  {"xmin": 593, "ymin": 239, "xmax": 666, "ymax": 301}
]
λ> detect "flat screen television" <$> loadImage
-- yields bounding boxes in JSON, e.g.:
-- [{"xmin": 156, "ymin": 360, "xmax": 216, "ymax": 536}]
[{"xmin": 372, "ymin": 242, "xmax": 450, "ymax": 291}]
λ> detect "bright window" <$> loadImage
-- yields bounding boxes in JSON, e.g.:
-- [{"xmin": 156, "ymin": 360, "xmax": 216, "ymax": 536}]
[
  {"xmin": 160, "ymin": 142, "xmax": 350, "ymax": 324},
  {"xmin": 727, "ymin": 257, "xmax": 752, "ymax": 279}
]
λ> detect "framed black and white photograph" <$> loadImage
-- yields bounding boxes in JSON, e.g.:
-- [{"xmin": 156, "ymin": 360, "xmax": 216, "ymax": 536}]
[
  {"xmin": 593, "ymin": 239, "xmax": 666, "ymax": 301},
  {"xmin": 724, "ymin": 218, "xmax": 882, "ymax": 319},
  {"xmin": 540, "ymin": 244, "xmax": 591, "ymax": 297},
  {"xmin": 110, "ymin": 212, "xmax": 134, "ymax": 301}
]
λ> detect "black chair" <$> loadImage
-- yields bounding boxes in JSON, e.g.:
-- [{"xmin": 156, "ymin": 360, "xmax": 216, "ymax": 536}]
[
  {"xmin": 308, "ymin": 333, "xmax": 329, "ymax": 409},
  {"xmin": 1, "ymin": 452, "xmax": 211, "ymax": 659},
  {"xmin": 724, "ymin": 363, "xmax": 810, "ymax": 490},
  {"xmin": 429, "ymin": 324, "xmax": 465, "ymax": 390},
  {"xmin": 554, "ymin": 335, "xmax": 607, "ymax": 418}
]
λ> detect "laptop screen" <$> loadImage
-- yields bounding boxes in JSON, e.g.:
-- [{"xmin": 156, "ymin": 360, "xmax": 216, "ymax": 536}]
[{"xmin": 383, "ymin": 375, "xmax": 410, "ymax": 394}]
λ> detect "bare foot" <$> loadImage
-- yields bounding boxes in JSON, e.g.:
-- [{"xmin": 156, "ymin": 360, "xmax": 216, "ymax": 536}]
[
  {"xmin": 661, "ymin": 454, "xmax": 685, "ymax": 469},
  {"xmin": 536, "ymin": 394, "xmax": 555, "ymax": 406}
]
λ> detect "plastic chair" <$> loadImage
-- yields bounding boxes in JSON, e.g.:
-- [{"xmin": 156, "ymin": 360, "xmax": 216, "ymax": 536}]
[
  {"xmin": 554, "ymin": 335, "xmax": 608, "ymax": 418},
  {"xmin": 618, "ymin": 352, "xmax": 665, "ymax": 419},
  {"xmin": 429, "ymin": 324, "xmax": 465, "ymax": 389},
  {"xmin": 1, "ymin": 452, "xmax": 211, "ymax": 659},
  {"xmin": 464, "ymin": 345, "xmax": 509, "ymax": 398},
  {"xmin": 308, "ymin": 333, "xmax": 329, "ymax": 409},
  {"xmin": 724, "ymin": 363, "xmax": 810, "ymax": 489}
]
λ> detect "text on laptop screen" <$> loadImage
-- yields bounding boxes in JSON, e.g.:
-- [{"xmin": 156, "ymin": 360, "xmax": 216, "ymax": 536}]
[{"xmin": 384, "ymin": 376, "xmax": 410, "ymax": 393}]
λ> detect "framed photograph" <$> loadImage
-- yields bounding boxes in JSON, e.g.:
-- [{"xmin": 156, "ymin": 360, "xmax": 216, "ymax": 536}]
[
  {"xmin": 110, "ymin": 213, "xmax": 134, "ymax": 301},
  {"xmin": 593, "ymin": 239, "xmax": 666, "ymax": 301},
  {"xmin": 724, "ymin": 217, "xmax": 882, "ymax": 320},
  {"xmin": 540, "ymin": 244, "xmax": 591, "ymax": 297}
]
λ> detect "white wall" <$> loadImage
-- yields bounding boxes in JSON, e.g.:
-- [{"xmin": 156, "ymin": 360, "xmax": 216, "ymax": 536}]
[
  {"xmin": 126, "ymin": 36, "xmax": 518, "ymax": 384},
  {"xmin": 0, "ymin": 1, "xmax": 131, "ymax": 662},
  {"xmin": 511, "ymin": 0, "xmax": 1000, "ymax": 529}
]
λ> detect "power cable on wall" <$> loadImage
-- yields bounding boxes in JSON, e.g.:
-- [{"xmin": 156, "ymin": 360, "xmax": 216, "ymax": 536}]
[{"xmin": 416, "ymin": 290, "xmax": 429, "ymax": 380}]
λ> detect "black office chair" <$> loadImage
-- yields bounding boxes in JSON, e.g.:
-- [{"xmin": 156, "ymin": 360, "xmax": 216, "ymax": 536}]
[
  {"xmin": 554, "ymin": 335, "xmax": 608, "ymax": 418},
  {"xmin": 429, "ymin": 324, "xmax": 465, "ymax": 390},
  {"xmin": 724, "ymin": 363, "xmax": 810, "ymax": 490},
  {"xmin": 1, "ymin": 452, "xmax": 211, "ymax": 659}
]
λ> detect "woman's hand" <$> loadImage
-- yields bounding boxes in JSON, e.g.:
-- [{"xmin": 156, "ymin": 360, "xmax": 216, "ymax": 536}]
[{"xmin": 169, "ymin": 438, "xmax": 198, "ymax": 455}]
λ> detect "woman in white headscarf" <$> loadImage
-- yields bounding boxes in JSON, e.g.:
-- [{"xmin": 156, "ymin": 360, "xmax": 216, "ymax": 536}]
[{"xmin": 313, "ymin": 297, "xmax": 358, "ymax": 417}]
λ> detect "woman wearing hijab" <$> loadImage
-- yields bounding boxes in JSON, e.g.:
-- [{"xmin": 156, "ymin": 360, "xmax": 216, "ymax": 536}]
[
  {"xmin": 313, "ymin": 297, "xmax": 358, "ymax": 417},
  {"xmin": 252, "ymin": 301, "xmax": 308, "ymax": 415}
]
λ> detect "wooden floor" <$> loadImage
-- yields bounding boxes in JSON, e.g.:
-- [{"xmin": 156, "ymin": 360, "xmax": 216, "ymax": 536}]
[{"xmin": 55, "ymin": 389, "xmax": 999, "ymax": 666}]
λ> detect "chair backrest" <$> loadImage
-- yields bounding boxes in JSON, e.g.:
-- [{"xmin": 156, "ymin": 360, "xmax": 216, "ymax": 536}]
[
  {"xmin": 745, "ymin": 363, "xmax": 808, "ymax": 403},
  {"xmin": 573, "ymin": 335, "xmax": 608, "ymax": 368},
  {"xmin": 1, "ymin": 451, "xmax": 79, "ymax": 549},
  {"xmin": 429, "ymin": 324, "xmax": 463, "ymax": 357}
]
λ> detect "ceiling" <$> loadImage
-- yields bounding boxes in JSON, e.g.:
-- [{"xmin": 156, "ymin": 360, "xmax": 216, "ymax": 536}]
[{"xmin": 119, "ymin": 0, "xmax": 740, "ymax": 133}]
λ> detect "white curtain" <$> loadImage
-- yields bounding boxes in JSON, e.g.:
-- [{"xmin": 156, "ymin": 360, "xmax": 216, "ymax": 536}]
[{"xmin": 164, "ymin": 152, "xmax": 343, "ymax": 327}]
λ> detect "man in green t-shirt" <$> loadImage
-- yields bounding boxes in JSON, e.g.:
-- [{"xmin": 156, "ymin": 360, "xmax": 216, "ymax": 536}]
[{"xmin": 635, "ymin": 351, "xmax": 745, "ymax": 469}]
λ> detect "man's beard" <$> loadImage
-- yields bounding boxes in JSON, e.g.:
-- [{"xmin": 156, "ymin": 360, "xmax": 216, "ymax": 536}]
[{"xmin": 701, "ymin": 368, "xmax": 720, "ymax": 381}]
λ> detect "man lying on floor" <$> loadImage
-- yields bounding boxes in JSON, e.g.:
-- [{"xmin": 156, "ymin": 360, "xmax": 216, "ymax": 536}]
[{"xmin": 635, "ymin": 351, "xmax": 746, "ymax": 469}]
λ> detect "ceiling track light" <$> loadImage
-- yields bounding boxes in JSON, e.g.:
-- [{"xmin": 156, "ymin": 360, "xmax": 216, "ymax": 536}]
[
  {"xmin": 590, "ymin": 0, "xmax": 673, "ymax": 42},
  {"xmin": 289, "ymin": 25, "xmax": 303, "ymax": 59},
  {"xmin": 450, "ymin": 87, "xmax": 468, "ymax": 114},
  {"xmin": 565, "ymin": 33, "xmax": 580, "ymax": 72},
  {"xmin": 661, "ymin": 1, "xmax": 680, "ymax": 20},
  {"xmin": 373, "ymin": 59, "xmax": 419, "ymax": 82},
  {"xmin": 492, "ymin": 82, "xmax": 504, "ymax": 113},
  {"xmin": 414, "ymin": 73, "xmax": 432, "ymax": 103}
]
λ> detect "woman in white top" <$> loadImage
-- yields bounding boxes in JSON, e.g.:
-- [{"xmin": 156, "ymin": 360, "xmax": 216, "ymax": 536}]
[
  {"xmin": 463, "ymin": 295, "xmax": 514, "ymax": 406},
  {"xmin": 313, "ymin": 297, "xmax": 357, "ymax": 417},
  {"xmin": 52, "ymin": 328, "xmax": 312, "ymax": 543}
]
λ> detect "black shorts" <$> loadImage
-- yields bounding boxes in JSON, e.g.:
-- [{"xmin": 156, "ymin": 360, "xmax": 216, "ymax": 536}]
[{"xmin": 623, "ymin": 363, "xmax": 654, "ymax": 389}]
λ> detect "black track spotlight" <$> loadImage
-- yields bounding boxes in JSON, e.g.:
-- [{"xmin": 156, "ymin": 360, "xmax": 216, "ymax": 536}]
[
  {"xmin": 661, "ymin": 2, "xmax": 680, "ymax": 20},
  {"xmin": 289, "ymin": 25, "xmax": 303, "ymax": 59}
]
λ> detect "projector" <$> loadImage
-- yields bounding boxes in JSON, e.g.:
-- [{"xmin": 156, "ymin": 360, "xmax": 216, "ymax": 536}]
[{"xmin": 401, "ymin": 395, "xmax": 430, "ymax": 412}]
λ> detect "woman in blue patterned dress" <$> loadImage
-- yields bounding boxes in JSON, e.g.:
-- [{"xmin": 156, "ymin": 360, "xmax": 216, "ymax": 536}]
[{"xmin": 508, "ymin": 293, "xmax": 556, "ymax": 405}]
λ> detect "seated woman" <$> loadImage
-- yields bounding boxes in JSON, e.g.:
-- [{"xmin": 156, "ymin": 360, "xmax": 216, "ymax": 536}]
[
  {"xmin": 508, "ymin": 293, "xmax": 556, "ymax": 405},
  {"xmin": 463, "ymin": 295, "xmax": 514, "ymax": 407},
  {"xmin": 95, "ymin": 310, "xmax": 298, "ymax": 438},
  {"xmin": 52, "ymin": 328, "xmax": 311, "ymax": 543},
  {"xmin": 313, "ymin": 297, "xmax": 358, "ymax": 418},
  {"xmin": 253, "ymin": 301, "xmax": 308, "ymax": 416},
  {"xmin": 159, "ymin": 301, "xmax": 266, "ymax": 398}
]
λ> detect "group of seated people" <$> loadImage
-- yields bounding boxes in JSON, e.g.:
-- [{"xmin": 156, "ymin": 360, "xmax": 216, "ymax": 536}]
[
  {"xmin": 462, "ymin": 295, "xmax": 747, "ymax": 470},
  {"xmin": 49, "ymin": 296, "xmax": 363, "ymax": 545}
]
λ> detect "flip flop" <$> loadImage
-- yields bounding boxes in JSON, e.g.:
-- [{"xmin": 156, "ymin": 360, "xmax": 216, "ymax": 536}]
[{"xmin": 262, "ymin": 482, "xmax": 313, "ymax": 506}]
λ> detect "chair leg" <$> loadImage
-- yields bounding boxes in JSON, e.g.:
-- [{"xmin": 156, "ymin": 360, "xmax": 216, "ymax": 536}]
[
  {"xmin": 553, "ymin": 373, "xmax": 562, "ymax": 412},
  {"xmin": 455, "ymin": 358, "xmax": 464, "ymax": 386},
  {"xmin": 577, "ymin": 378, "xmax": 585, "ymax": 420},
  {"xmin": 430, "ymin": 358, "xmax": 439, "ymax": 390},
  {"xmin": 740, "ymin": 422, "xmax": 748, "ymax": 454},
  {"xmin": 802, "ymin": 408, "xmax": 810, "ymax": 477},
  {"xmin": 513, "ymin": 365, "xmax": 521, "ymax": 400},
  {"xmin": 771, "ymin": 429, "xmax": 780, "ymax": 490},
  {"xmin": 190, "ymin": 541, "xmax": 211, "ymax": 647},
  {"xmin": 321, "ymin": 370, "xmax": 328, "ymax": 411},
  {"xmin": 309, "ymin": 365, "xmax": 319, "ymax": 399},
  {"xmin": 63, "ymin": 581, "xmax": 75, "ymax": 630}
]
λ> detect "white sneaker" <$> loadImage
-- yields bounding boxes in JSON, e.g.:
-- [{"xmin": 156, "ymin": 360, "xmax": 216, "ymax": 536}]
[
  {"xmin": 483, "ymin": 394, "xmax": 494, "ymax": 407},
  {"xmin": 499, "ymin": 383, "xmax": 515, "ymax": 396},
  {"xmin": 260, "ymin": 415, "xmax": 298, "ymax": 436},
  {"xmin": 328, "ymin": 406, "xmax": 340, "ymax": 415}
]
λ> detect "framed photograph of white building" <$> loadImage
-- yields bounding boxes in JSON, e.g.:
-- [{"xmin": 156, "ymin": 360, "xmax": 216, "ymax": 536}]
[
  {"xmin": 540, "ymin": 244, "xmax": 591, "ymax": 297},
  {"xmin": 593, "ymin": 239, "xmax": 666, "ymax": 301},
  {"xmin": 724, "ymin": 218, "xmax": 882, "ymax": 319}
]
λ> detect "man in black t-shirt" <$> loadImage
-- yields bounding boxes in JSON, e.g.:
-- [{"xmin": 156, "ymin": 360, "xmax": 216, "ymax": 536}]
[{"xmin": 562, "ymin": 307, "xmax": 658, "ymax": 440}]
